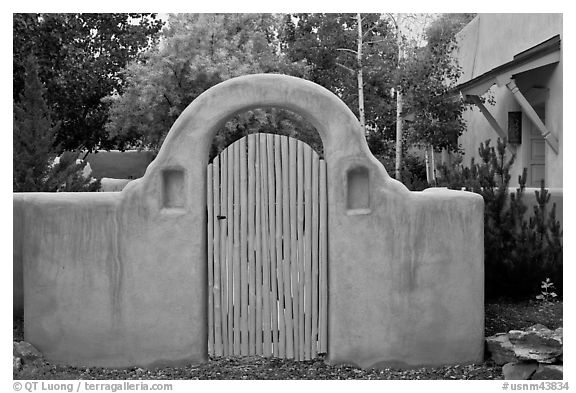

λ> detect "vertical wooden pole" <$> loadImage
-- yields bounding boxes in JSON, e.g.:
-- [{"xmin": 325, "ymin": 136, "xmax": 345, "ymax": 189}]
[
  {"xmin": 255, "ymin": 135, "xmax": 263, "ymax": 355},
  {"xmin": 260, "ymin": 134, "xmax": 272, "ymax": 357},
  {"xmin": 233, "ymin": 142, "xmax": 241, "ymax": 355},
  {"xmin": 247, "ymin": 135, "xmax": 257, "ymax": 355},
  {"xmin": 297, "ymin": 141, "xmax": 305, "ymax": 361},
  {"xmin": 266, "ymin": 134, "xmax": 279, "ymax": 357},
  {"xmin": 289, "ymin": 137, "xmax": 299, "ymax": 360},
  {"xmin": 303, "ymin": 146, "xmax": 313, "ymax": 360},
  {"xmin": 220, "ymin": 150, "xmax": 229, "ymax": 356},
  {"xmin": 213, "ymin": 157, "xmax": 223, "ymax": 356},
  {"xmin": 274, "ymin": 135, "xmax": 286, "ymax": 358},
  {"xmin": 207, "ymin": 163, "xmax": 215, "ymax": 356},
  {"xmin": 227, "ymin": 143, "xmax": 234, "ymax": 355},
  {"xmin": 281, "ymin": 136, "xmax": 294, "ymax": 359},
  {"xmin": 239, "ymin": 137, "xmax": 249, "ymax": 356},
  {"xmin": 311, "ymin": 154, "xmax": 319, "ymax": 358},
  {"xmin": 319, "ymin": 159, "xmax": 328, "ymax": 353}
]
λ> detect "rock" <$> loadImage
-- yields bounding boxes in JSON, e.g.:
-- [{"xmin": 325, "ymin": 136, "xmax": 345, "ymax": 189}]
[
  {"xmin": 502, "ymin": 362, "xmax": 538, "ymax": 380},
  {"xmin": 486, "ymin": 334, "xmax": 517, "ymax": 365},
  {"xmin": 508, "ymin": 325, "xmax": 562, "ymax": 364},
  {"xmin": 555, "ymin": 327, "xmax": 563, "ymax": 338},
  {"xmin": 486, "ymin": 325, "xmax": 563, "ymax": 365},
  {"xmin": 512, "ymin": 346, "xmax": 562, "ymax": 364},
  {"xmin": 527, "ymin": 324, "xmax": 548, "ymax": 331},
  {"xmin": 531, "ymin": 364, "xmax": 563, "ymax": 380},
  {"xmin": 509, "ymin": 324, "xmax": 563, "ymax": 348},
  {"xmin": 13, "ymin": 356, "xmax": 22, "ymax": 372},
  {"xmin": 13, "ymin": 341, "xmax": 42, "ymax": 361}
]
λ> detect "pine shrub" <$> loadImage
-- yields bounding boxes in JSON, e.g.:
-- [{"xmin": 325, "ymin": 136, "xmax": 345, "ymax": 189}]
[
  {"xmin": 437, "ymin": 139, "xmax": 562, "ymax": 300},
  {"xmin": 13, "ymin": 55, "xmax": 100, "ymax": 192}
]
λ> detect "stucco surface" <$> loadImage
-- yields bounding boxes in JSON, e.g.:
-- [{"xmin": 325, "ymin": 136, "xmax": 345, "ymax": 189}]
[
  {"xmin": 456, "ymin": 14, "xmax": 562, "ymax": 82},
  {"xmin": 455, "ymin": 14, "xmax": 562, "ymax": 188},
  {"xmin": 14, "ymin": 74, "xmax": 484, "ymax": 368}
]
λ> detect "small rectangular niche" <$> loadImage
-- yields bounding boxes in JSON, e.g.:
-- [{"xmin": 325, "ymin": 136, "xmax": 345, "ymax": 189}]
[
  {"xmin": 162, "ymin": 169, "xmax": 185, "ymax": 209},
  {"xmin": 347, "ymin": 166, "xmax": 370, "ymax": 214}
]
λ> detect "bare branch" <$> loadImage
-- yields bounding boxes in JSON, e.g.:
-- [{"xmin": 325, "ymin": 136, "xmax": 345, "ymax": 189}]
[
  {"xmin": 385, "ymin": 13, "xmax": 398, "ymax": 29},
  {"xmin": 336, "ymin": 48, "xmax": 358, "ymax": 55},
  {"xmin": 336, "ymin": 62, "xmax": 355, "ymax": 74}
]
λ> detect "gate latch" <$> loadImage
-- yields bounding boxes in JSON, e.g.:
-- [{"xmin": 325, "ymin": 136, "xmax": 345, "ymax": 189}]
[{"xmin": 217, "ymin": 215, "xmax": 227, "ymax": 220}]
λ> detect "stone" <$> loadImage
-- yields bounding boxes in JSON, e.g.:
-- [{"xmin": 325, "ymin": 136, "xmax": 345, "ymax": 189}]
[
  {"xmin": 13, "ymin": 356, "xmax": 22, "ymax": 372},
  {"xmin": 502, "ymin": 362, "xmax": 538, "ymax": 380},
  {"xmin": 487, "ymin": 325, "xmax": 563, "ymax": 365},
  {"xmin": 486, "ymin": 334, "xmax": 517, "ymax": 365},
  {"xmin": 508, "ymin": 325, "xmax": 562, "ymax": 364},
  {"xmin": 509, "ymin": 324, "xmax": 562, "ymax": 348},
  {"xmin": 512, "ymin": 346, "xmax": 562, "ymax": 364},
  {"xmin": 531, "ymin": 364, "xmax": 563, "ymax": 380},
  {"xmin": 554, "ymin": 327, "xmax": 563, "ymax": 338},
  {"xmin": 13, "ymin": 341, "xmax": 42, "ymax": 361},
  {"xmin": 526, "ymin": 323, "xmax": 548, "ymax": 331}
]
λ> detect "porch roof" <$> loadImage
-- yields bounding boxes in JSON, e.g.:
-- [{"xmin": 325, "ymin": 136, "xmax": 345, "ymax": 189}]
[{"xmin": 452, "ymin": 34, "xmax": 561, "ymax": 97}]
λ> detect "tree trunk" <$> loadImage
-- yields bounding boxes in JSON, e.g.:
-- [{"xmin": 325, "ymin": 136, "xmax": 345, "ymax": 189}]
[
  {"xmin": 356, "ymin": 13, "xmax": 365, "ymax": 132},
  {"xmin": 394, "ymin": 16, "xmax": 403, "ymax": 181},
  {"xmin": 395, "ymin": 90, "xmax": 403, "ymax": 180},
  {"xmin": 424, "ymin": 144, "xmax": 430, "ymax": 184}
]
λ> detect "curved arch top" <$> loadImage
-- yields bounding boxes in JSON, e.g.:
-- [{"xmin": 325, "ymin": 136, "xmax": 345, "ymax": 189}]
[
  {"xmin": 130, "ymin": 73, "xmax": 409, "ymax": 214},
  {"xmin": 137, "ymin": 74, "xmax": 406, "ymax": 190},
  {"xmin": 156, "ymin": 73, "xmax": 372, "ymax": 165}
]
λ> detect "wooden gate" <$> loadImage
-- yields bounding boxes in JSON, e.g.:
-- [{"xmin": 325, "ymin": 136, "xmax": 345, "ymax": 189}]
[{"xmin": 207, "ymin": 133, "xmax": 328, "ymax": 360}]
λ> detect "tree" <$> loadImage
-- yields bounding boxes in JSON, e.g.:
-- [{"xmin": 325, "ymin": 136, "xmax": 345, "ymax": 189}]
[
  {"xmin": 384, "ymin": 13, "xmax": 432, "ymax": 180},
  {"xmin": 401, "ymin": 14, "xmax": 476, "ymax": 153},
  {"xmin": 13, "ymin": 13, "xmax": 164, "ymax": 152},
  {"xmin": 106, "ymin": 13, "xmax": 312, "ymax": 151},
  {"xmin": 210, "ymin": 107, "xmax": 322, "ymax": 161},
  {"xmin": 386, "ymin": 13, "xmax": 408, "ymax": 181},
  {"xmin": 282, "ymin": 13, "xmax": 398, "ymax": 138},
  {"xmin": 13, "ymin": 55, "xmax": 100, "ymax": 192},
  {"xmin": 381, "ymin": 13, "xmax": 473, "ymax": 183}
]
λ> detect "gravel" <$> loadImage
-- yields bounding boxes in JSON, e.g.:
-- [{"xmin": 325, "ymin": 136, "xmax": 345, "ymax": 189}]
[{"xmin": 13, "ymin": 300, "xmax": 561, "ymax": 380}]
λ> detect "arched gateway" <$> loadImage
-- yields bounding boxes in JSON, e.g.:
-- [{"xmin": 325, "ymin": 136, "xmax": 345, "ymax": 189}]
[{"xmin": 15, "ymin": 74, "xmax": 484, "ymax": 369}]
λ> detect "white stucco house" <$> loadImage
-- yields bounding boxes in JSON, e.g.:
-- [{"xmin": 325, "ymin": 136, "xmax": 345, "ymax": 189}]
[{"xmin": 452, "ymin": 13, "xmax": 562, "ymax": 189}]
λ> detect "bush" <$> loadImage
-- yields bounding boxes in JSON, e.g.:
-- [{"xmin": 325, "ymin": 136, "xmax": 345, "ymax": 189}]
[
  {"xmin": 437, "ymin": 139, "xmax": 562, "ymax": 300},
  {"xmin": 400, "ymin": 154, "xmax": 429, "ymax": 191},
  {"xmin": 13, "ymin": 54, "xmax": 100, "ymax": 193},
  {"xmin": 374, "ymin": 145, "xmax": 429, "ymax": 191}
]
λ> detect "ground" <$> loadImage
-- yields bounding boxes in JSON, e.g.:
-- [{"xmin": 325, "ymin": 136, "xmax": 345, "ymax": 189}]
[
  {"xmin": 484, "ymin": 300, "xmax": 563, "ymax": 337},
  {"xmin": 13, "ymin": 300, "xmax": 562, "ymax": 380}
]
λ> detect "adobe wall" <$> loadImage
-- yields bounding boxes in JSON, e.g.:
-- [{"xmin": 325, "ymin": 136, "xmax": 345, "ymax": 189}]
[
  {"xmin": 14, "ymin": 74, "xmax": 484, "ymax": 368},
  {"xmin": 85, "ymin": 150, "xmax": 156, "ymax": 179}
]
